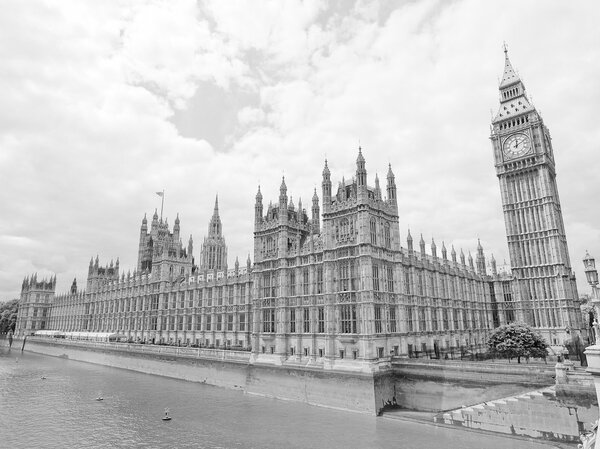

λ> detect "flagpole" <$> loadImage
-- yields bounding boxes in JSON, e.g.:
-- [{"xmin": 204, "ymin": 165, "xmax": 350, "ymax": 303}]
[{"xmin": 160, "ymin": 189, "xmax": 164, "ymax": 221}]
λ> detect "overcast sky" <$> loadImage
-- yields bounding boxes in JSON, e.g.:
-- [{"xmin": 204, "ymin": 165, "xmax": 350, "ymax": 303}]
[{"xmin": 1, "ymin": 0, "xmax": 599, "ymax": 300}]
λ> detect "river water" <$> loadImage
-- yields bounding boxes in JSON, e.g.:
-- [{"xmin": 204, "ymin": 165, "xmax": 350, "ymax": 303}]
[{"xmin": 0, "ymin": 344, "xmax": 560, "ymax": 448}]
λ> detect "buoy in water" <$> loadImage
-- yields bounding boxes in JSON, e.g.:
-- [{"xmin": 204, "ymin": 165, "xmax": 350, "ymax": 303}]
[
  {"xmin": 95, "ymin": 397, "xmax": 104, "ymax": 401},
  {"xmin": 162, "ymin": 408, "xmax": 171, "ymax": 421},
  {"xmin": 41, "ymin": 376, "xmax": 47, "ymax": 380}
]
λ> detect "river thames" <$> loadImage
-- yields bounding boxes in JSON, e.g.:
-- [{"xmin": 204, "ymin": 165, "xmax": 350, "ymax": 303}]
[{"xmin": 0, "ymin": 345, "xmax": 565, "ymax": 448}]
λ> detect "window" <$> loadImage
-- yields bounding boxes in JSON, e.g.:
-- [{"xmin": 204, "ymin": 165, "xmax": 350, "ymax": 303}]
[
  {"xmin": 206, "ymin": 315, "xmax": 211, "ymax": 331},
  {"xmin": 389, "ymin": 306, "xmax": 397, "ymax": 333},
  {"xmin": 178, "ymin": 316, "xmax": 183, "ymax": 331},
  {"xmin": 227, "ymin": 314, "xmax": 234, "ymax": 331},
  {"xmin": 216, "ymin": 315, "xmax": 222, "ymax": 331},
  {"xmin": 338, "ymin": 260, "xmax": 356, "ymax": 292},
  {"xmin": 374, "ymin": 305, "xmax": 382, "ymax": 333},
  {"xmin": 407, "ymin": 307, "xmax": 414, "ymax": 332},
  {"xmin": 179, "ymin": 291, "xmax": 185, "ymax": 308},
  {"xmin": 432, "ymin": 309, "xmax": 438, "ymax": 331},
  {"xmin": 339, "ymin": 350, "xmax": 345, "ymax": 359},
  {"xmin": 187, "ymin": 315, "xmax": 193, "ymax": 330},
  {"xmin": 372, "ymin": 264, "xmax": 380, "ymax": 291},
  {"xmin": 150, "ymin": 316, "xmax": 157, "ymax": 330},
  {"xmin": 404, "ymin": 267, "xmax": 411, "ymax": 294},
  {"xmin": 228, "ymin": 286, "xmax": 234, "ymax": 305},
  {"xmin": 442, "ymin": 309, "xmax": 449, "ymax": 331},
  {"xmin": 386, "ymin": 266, "xmax": 394, "ymax": 292},
  {"xmin": 196, "ymin": 315, "xmax": 202, "ymax": 330},
  {"xmin": 340, "ymin": 304, "xmax": 357, "ymax": 333},
  {"xmin": 316, "ymin": 266, "xmax": 323, "ymax": 294},
  {"xmin": 263, "ymin": 308, "xmax": 275, "ymax": 333},
  {"xmin": 418, "ymin": 307, "xmax": 426, "ymax": 332},
  {"xmin": 240, "ymin": 284, "xmax": 246, "ymax": 302},
  {"xmin": 384, "ymin": 222, "xmax": 391, "ymax": 249},
  {"xmin": 290, "ymin": 271, "xmax": 296, "ymax": 296},
  {"xmin": 370, "ymin": 218, "xmax": 377, "ymax": 245},
  {"xmin": 318, "ymin": 307, "xmax": 325, "ymax": 333},
  {"xmin": 318, "ymin": 348, "xmax": 324, "ymax": 357},
  {"xmin": 262, "ymin": 273, "xmax": 276, "ymax": 298},
  {"xmin": 290, "ymin": 309, "xmax": 296, "ymax": 333},
  {"xmin": 239, "ymin": 313, "xmax": 246, "ymax": 332},
  {"xmin": 302, "ymin": 268, "xmax": 310, "ymax": 295},
  {"xmin": 303, "ymin": 308, "xmax": 310, "ymax": 333}
]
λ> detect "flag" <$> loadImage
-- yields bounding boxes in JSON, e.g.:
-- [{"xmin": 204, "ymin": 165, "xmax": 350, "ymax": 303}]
[{"xmin": 156, "ymin": 191, "xmax": 164, "ymax": 197}]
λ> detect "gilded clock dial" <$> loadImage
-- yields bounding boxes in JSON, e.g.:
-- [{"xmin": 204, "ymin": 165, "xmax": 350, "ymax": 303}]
[{"xmin": 503, "ymin": 133, "xmax": 531, "ymax": 158}]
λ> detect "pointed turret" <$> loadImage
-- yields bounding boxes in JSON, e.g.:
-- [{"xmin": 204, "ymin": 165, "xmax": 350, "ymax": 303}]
[
  {"xmin": 491, "ymin": 254, "xmax": 497, "ymax": 276},
  {"xmin": 247, "ymin": 253, "xmax": 251, "ymax": 271},
  {"xmin": 451, "ymin": 245, "xmax": 457, "ymax": 263},
  {"xmin": 407, "ymin": 229, "xmax": 413, "ymax": 252},
  {"xmin": 255, "ymin": 185, "xmax": 263, "ymax": 227},
  {"xmin": 374, "ymin": 174, "xmax": 381, "ymax": 200},
  {"xmin": 431, "ymin": 238, "xmax": 437, "ymax": 259},
  {"xmin": 460, "ymin": 249, "xmax": 466, "ymax": 266},
  {"xmin": 419, "ymin": 234, "xmax": 426, "ymax": 256},
  {"xmin": 141, "ymin": 213, "xmax": 147, "ymax": 231},
  {"xmin": 322, "ymin": 160, "xmax": 332, "ymax": 212},
  {"xmin": 209, "ymin": 195, "xmax": 222, "ymax": 237},
  {"xmin": 188, "ymin": 234, "xmax": 193, "ymax": 256},
  {"xmin": 476, "ymin": 239, "xmax": 486, "ymax": 276},
  {"xmin": 356, "ymin": 147, "xmax": 367, "ymax": 193},
  {"xmin": 468, "ymin": 251, "xmax": 474, "ymax": 270},
  {"xmin": 311, "ymin": 188, "xmax": 320, "ymax": 234},
  {"xmin": 279, "ymin": 176, "xmax": 288, "ymax": 224},
  {"xmin": 387, "ymin": 163, "xmax": 397, "ymax": 206},
  {"xmin": 441, "ymin": 241, "xmax": 447, "ymax": 261}
]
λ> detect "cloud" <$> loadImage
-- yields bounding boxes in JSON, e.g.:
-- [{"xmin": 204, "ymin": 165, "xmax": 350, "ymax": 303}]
[{"xmin": 0, "ymin": 0, "xmax": 599, "ymax": 303}]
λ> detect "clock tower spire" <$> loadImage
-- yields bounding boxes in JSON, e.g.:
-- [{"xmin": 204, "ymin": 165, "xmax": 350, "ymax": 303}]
[{"xmin": 490, "ymin": 46, "xmax": 583, "ymax": 343}]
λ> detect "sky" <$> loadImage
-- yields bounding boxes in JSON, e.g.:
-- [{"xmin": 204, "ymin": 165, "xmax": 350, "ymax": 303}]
[{"xmin": 1, "ymin": 0, "xmax": 600, "ymax": 300}]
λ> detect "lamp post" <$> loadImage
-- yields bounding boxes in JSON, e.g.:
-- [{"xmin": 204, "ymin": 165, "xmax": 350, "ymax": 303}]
[{"xmin": 583, "ymin": 251, "xmax": 600, "ymax": 344}]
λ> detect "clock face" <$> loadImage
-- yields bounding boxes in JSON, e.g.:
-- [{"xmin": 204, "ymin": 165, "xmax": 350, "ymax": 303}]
[{"xmin": 503, "ymin": 133, "xmax": 531, "ymax": 159}]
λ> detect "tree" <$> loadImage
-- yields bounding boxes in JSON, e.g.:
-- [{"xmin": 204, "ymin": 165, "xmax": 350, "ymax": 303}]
[
  {"xmin": 0, "ymin": 299, "xmax": 19, "ymax": 334},
  {"xmin": 487, "ymin": 322, "xmax": 548, "ymax": 363}
]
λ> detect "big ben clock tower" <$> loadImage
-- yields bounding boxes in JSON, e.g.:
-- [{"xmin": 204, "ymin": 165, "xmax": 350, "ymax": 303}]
[{"xmin": 490, "ymin": 46, "xmax": 583, "ymax": 344}]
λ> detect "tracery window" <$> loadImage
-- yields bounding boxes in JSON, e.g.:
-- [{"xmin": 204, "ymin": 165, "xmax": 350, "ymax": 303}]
[{"xmin": 340, "ymin": 304, "xmax": 357, "ymax": 333}]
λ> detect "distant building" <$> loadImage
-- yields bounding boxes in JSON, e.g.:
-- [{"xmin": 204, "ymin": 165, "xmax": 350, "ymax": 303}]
[{"xmin": 15, "ymin": 49, "xmax": 585, "ymax": 367}]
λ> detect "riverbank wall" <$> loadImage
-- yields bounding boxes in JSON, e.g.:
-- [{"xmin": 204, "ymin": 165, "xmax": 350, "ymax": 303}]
[
  {"xmin": 19, "ymin": 337, "xmax": 561, "ymax": 416},
  {"xmin": 20, "ymin": 338, "xmax": 384, "ymax": 414}
]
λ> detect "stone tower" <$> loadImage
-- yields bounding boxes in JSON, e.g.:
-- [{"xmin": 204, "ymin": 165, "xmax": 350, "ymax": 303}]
[
  {"xmin": 135, "ymin": 210, "xmax": 193, "ymax": 282},
  {"xmin": 15, "ymin": 273, "xmax": 56, "ymax": 336},
  {"xmin": 200, "ymin": 195, "xmax": 228, "ymax": 271},
  {"xmin": 490, "ymin": 46, "xmax": 582, "ymax": 343}
]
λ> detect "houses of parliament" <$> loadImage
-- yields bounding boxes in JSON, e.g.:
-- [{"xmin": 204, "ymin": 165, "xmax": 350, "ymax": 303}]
[{"xmin": 15, "ymin": 50, "xmax": 584, "ymax": 369}]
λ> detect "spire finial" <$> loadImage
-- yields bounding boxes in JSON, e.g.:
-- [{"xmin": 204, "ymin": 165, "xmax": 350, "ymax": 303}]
[{"xmin": 503, "ymin": 41, "xmax": 508, "ymax": 56}]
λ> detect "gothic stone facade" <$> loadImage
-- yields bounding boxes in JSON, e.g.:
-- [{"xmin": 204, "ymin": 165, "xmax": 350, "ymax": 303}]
[{"xmin": 16, "ymin": 50, "xmax": 584, "ymax": 368}]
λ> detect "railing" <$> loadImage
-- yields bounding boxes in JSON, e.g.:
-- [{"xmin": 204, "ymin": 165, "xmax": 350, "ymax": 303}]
[{"xmin": 27, "ymin": 336, "xmax": 252, "ymax": 363}]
